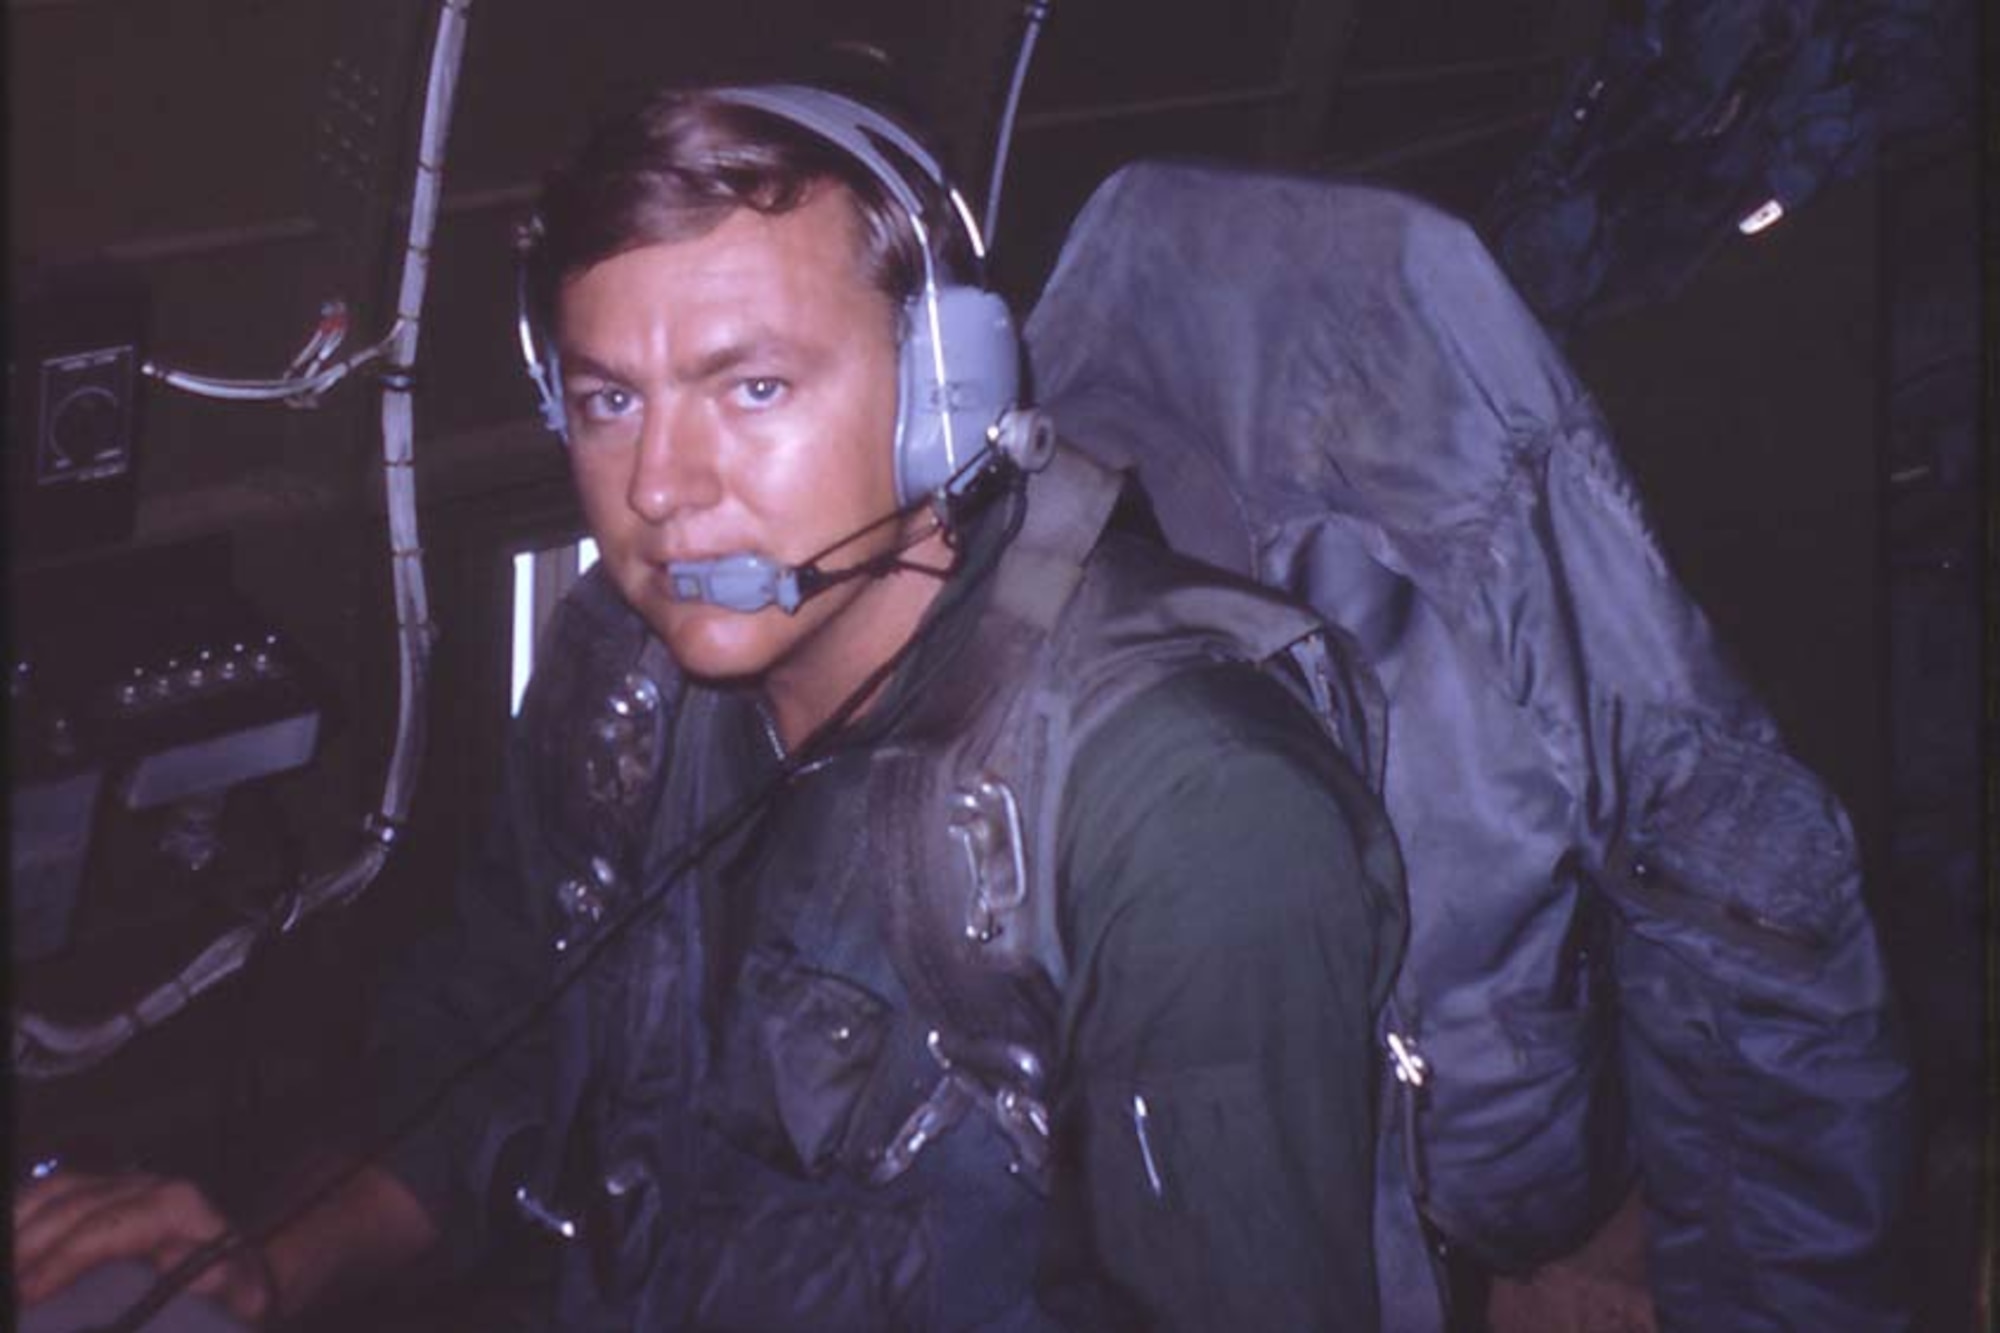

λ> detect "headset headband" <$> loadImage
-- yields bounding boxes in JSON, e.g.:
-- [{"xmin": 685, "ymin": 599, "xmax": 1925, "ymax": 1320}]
[{"xmin": 710, "ymin": 85, "xmax": 991, "ymax": 278}]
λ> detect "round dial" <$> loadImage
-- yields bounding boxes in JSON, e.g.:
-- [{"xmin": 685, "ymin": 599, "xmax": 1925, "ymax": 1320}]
[{"xmin": 46, "ymin": 385, "xmax": 123, "ymax": 471}]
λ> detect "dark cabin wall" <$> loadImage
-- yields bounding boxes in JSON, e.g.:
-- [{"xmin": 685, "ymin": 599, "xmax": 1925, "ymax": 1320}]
[{"xmin": 1565, "ymin": 178, "xmax": 1887, "ymax": 878}]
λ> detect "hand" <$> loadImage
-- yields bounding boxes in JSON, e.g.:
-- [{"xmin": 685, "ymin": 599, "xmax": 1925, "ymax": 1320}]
[{"xmin": 13, "ymin": 1171, "xmax": 277, "ymax": 1326}]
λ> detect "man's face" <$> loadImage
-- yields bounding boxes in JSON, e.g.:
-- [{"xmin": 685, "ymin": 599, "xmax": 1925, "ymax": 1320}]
[{"xmin": 554, "ymin": 186, "xmax": 910, "ymax": 690}]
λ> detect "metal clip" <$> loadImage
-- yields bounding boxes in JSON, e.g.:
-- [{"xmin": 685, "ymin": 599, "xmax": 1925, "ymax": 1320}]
[
  {"xmin": 553, "ymin": 856, "xmax": 618, "ymax": 953},
  {"xmin": 1387, "ymin": 1031, "xmax": 1428, "ymax": 1088},
  {"xmin": 949, "ymin": 776, "xmax": 1029, "ymax": 943},
  {"xmin": 609, "ymin": 673, "xmax": 660, "ymax": 719},
  {"xmin": 870, "ymin": 1067, "xmax": 975, "ymax": 1186},
  {"xmin": 1131, "ymin": 1094, "xmax": 1166, "ymax": 1201},
  {"xmin": 584, "ymin": 672, "xmax": 663, "ymax": 807},
  {"xmin": 513, "ymin": 1184, "xmax": 580, "ymax": 1241},
  {"xmin": 996, "ymin": 1085, "xmax": 1054, "ymax": 1184},
  {"xmin": 998, "ymin": 1086, "xmax": 1051, "ymax": 1142},
  {"xmin": 928, "ymin": 1029, "xmax": 1053, "ymax": 1184},
  {"xmin": 926, "ymin": 1027, "xmax": 955, "ymax": 1070}
]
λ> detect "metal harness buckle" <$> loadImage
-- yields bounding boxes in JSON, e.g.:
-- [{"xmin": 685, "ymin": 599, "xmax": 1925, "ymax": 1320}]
[{"xmin": 949, "ymin": 776, "xmax": 1029, "ymax": 943}]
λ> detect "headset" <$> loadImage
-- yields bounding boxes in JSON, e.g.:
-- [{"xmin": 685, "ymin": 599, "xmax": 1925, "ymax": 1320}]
[{"xmin": 514, "ymin": 84, "xmax": 1053, "ymax": 613}]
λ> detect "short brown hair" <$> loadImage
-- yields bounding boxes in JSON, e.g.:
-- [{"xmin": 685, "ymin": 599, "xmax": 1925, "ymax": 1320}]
[{"xmin": 524, "ymin": 88, "xmax": 948, "ymax": 332}]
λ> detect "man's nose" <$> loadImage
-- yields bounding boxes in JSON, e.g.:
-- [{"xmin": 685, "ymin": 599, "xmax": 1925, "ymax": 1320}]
[{"xmin": 628, "ymin": 401, "xmax": 720, "ymax": 523}]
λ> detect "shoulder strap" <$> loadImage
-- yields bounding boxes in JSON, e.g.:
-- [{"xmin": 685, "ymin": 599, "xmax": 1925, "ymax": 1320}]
[
  {"xmin": 990, "ymin": 443, "xmax": 1125, "ymax": 630},
  {"xmin": 865, "ymin": 444, "xmax": 1125, "ymax": 1019},
  {"xmin": 849, "ymin": 447, "xmax": 1127, "ymax": 1188}
]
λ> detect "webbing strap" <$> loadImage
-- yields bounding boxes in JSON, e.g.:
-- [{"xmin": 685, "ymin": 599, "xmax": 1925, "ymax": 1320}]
[{"xmin": 990, "ymin": 445, "xmax": 1124, "ymax": 632}]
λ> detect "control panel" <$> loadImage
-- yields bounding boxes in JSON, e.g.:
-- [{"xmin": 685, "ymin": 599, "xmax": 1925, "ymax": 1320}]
[{"xmin": 10, "ymin": 536, "xmax": 325, "ymax": 960}]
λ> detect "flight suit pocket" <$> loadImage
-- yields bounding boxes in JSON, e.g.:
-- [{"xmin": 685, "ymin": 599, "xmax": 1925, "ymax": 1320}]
[
  {"xmin": 1614, "ymin": 712, "xmax": 1855, "ymax": 984},
  {"xmin": 704, "ymin": 947, "xmax": 894, "ymax": 1177}
]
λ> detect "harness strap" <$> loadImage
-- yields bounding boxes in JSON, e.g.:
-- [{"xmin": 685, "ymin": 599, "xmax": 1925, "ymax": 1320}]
[
  {"xmin": 989, "ymin": 445, "xmax": 1125, "ymax": 631},
  {"xmin": 854, "ymin": 450, "xmax": 1127, "ymax": 1190}
]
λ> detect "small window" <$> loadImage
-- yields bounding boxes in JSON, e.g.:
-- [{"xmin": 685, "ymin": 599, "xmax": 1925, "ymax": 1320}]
[{"xmin": 510, "ymin": 537, "xmax": 599, "ymax": 715}]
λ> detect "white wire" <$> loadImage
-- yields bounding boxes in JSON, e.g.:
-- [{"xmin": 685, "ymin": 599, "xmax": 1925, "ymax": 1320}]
[
  {"xmin": 134, "ymin": 4, "xmax": 468, "ymax": 408},
  {"xmin": 945, "ymin": 186, "xmax": 988, "ymax": 262},
  {"xmin": 983, "ymin": 0, "xmax": 1051, "ymax": 246},
  {"xmin": 142, "ymin": 338, "xmax": 391, "ymax": 402}
]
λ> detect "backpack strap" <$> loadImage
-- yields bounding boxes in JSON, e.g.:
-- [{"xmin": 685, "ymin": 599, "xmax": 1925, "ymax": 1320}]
[{"xmin": 990, "ymin": 443, "xmax": 1125, "ymax": 629}]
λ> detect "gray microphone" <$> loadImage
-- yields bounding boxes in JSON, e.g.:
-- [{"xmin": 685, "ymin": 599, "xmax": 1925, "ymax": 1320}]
[
  {"xmin": 667, "ymin": 553, "xmax": 809, "ymax": 614},
  {"xmin": 665, "ymin": 468, "xmax": 1001, "ymax": 615}
]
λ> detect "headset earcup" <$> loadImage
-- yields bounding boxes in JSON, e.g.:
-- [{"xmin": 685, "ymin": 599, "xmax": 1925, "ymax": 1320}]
[{"xmin": 894, "ymin": 286, "xmax": 1022, "ymax": 505}]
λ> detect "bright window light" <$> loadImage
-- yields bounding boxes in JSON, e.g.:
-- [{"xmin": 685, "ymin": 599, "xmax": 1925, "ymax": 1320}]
[
  {"xmin": 510, "ymin": 551, "xmax": 536, "ymax": 717},
  {"xmin": 510, "ymin": 537, "xmax": 602, "ymax": 715}
]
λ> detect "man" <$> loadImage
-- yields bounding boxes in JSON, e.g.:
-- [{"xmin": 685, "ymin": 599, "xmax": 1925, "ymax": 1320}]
[{"xmin": 16, "ymin": 85, "xmax": 1406, "ymax": 1330}]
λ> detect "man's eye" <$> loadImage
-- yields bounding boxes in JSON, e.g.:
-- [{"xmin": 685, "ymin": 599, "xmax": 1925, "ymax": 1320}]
[
  {"xmin": 732, "ymin": 377, "xmax": 788, "ymax": 409},
  {"xmin": 570, "ymin": 385, "xmax": 637, "ymax": 425}
]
